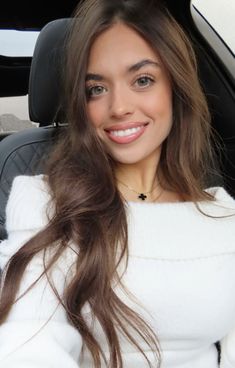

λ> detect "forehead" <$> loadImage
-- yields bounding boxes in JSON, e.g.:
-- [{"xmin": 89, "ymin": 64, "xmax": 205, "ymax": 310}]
[{"xmin": 87, "ymin": 22, "xmax": 160, "ymax": 72}]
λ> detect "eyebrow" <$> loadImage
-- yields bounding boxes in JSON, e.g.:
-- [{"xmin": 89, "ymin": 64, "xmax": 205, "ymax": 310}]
[
  {"xmin": 128, "ymin": 59, "xmax": 160, "ymax": 72},
  {"xmin": 86, "ymin": 59, "xmax": 160, "ymax": 82}
]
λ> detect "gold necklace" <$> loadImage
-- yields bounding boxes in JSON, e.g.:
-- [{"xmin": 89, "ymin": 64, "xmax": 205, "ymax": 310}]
[{"xmin": 117, "ymin": 179, "xmax": 160, "ymax": 201}]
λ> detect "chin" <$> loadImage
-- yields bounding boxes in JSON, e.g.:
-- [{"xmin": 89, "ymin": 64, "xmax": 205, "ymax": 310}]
[{"xmin": 112, "ymin": 154, "xmax": 149, "ymax": 166}]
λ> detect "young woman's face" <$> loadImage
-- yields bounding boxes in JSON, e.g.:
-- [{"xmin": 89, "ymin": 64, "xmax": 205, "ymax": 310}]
[{"xmin": 86, "ymin": 22, "xmax": 172, "ymax": 166}]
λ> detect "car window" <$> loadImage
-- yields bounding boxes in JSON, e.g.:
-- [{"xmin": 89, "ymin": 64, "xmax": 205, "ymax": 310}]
[
  {"xmin": 191, "ymin": 0, "xmax": 235, "ymax": 78},
  {"xmin": 0, "ymin": 30, "xmax": 39, "ymax": 57},
  {"xmin": 192, "ymin": 0, "xmax": 234, "ymax": 54},
  {"xmin": 0, "ymin": 30, "xmax": 39, "ymax": 134},
  {"xmin": 0, "ymin": 95, "xmax": 38, "ymax": 134}
]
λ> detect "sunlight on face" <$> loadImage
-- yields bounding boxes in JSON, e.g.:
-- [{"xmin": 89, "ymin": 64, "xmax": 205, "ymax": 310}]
[{"xmin": 86, "ymin": 22, "xmax": 172, "ymax": 167}]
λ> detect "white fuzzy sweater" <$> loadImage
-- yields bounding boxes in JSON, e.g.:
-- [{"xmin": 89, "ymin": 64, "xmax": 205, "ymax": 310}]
[{"xmin": 0, "ymin": 175, "xmax": 235, "ymax": 368}]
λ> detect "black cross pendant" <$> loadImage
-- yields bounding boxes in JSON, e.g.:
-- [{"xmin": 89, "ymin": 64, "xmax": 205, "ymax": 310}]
[{"xmin": 138, "ymin": 193, "xmax": 147, "ymax": 200}]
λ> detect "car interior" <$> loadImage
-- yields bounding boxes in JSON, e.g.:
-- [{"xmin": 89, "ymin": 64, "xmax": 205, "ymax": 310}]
[{"xmin": 0, "ymin": 0, "xmax": 234, "ymax": 242}]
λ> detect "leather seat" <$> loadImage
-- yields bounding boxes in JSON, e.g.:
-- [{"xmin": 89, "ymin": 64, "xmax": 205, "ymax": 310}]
[{"xmin": 0, "ymin": 19, "xmax": 70, "ymax": 240}]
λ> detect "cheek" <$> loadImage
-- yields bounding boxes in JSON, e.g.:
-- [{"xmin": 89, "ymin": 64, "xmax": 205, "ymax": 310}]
[
  {"xmin": 146, "ymin": 86, "xmax": 173, "ymax": 141},
  {"xmin": 141, "ymin": 76, "xmax": 172, "ymax": 115},
  {"xmin": 159, "ymin": 86, "xmax": 172, "ymax": 122},
  {"xmin": 87, "ymin": 102, "xmax": 106, "ymax": 129},
  {"xmin": 144, "ymin": 90, "xmax": 172, "ymax": 122}
]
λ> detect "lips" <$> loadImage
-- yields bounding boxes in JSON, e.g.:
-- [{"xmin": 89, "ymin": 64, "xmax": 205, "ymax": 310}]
[{"xmin": 104, "ymin": 122, "xmax": 148, "ymax": 144}]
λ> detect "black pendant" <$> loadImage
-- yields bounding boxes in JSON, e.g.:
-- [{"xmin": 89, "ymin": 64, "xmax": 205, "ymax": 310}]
[{"xmin": 138, "ymin": 193, "xmax": 147, "ymax": 200}]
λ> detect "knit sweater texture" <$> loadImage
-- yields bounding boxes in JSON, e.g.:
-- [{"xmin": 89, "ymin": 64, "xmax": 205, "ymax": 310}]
[{"xmin": 0, "ymin": 175, "xmax": 235, "ymax": 368}]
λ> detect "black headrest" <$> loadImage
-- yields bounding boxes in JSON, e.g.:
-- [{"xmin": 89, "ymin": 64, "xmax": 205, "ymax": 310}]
[{"xmin": 28, "ymin": 18, "xmax": 71, "ymax": 126}]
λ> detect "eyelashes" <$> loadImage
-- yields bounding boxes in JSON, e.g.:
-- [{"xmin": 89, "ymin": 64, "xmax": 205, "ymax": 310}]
[
  {"xmin": 86, "ymin": 85, "xmax": 107, "ymax": 98},
  {"xmin": 134, "ymin": 74, "xmax": 155, "ymax": 88}
]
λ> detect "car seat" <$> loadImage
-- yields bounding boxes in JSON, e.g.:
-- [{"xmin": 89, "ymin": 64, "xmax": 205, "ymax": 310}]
[{"xmin": 0, "ymin": 19, "xmax": 71, "ymax": 240}]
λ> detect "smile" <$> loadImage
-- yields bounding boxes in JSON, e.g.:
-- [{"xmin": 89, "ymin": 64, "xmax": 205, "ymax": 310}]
[
  {"xmin": 110, "ymin": 126, "xmax": 142, "ymax": 137},
  {"xmin": 105, "ymin": 123, "xmax": 148, "ymax": 144}
]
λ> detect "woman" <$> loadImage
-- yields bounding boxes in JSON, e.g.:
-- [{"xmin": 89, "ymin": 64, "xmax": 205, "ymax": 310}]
[{"xmin": 0, "ymin": 0, "xmax": 234, "ymax": 367}]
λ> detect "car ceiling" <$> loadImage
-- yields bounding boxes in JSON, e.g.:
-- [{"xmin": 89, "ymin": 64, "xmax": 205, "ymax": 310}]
[
  {"xmin": 0, "ymin": 1, "xmax": 79, "ymax": 30},
  {"xmin": 0, "ymin": 0, "xmax": 191, "ymax": 30}
]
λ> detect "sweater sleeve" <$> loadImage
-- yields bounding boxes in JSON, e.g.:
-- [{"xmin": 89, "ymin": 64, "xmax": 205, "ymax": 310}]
[
  {"xmin": 217, "ymin": 187, "xmax": 235, "ymax": 368},
  {"xmin": 220, "ymin": 328, "xmax": 235, "ymax": 368},
  {"xmin": 211, "ymin": 187, "xmax": 235, "ymax": 368},
  {"xmin": 0, "ymin": 175, "xmax": 82, "ymax": 368}
]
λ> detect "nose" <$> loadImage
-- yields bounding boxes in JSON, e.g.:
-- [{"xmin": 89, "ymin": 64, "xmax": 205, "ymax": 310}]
[{"xmin": 109, "ymin": 86, "xmax": 134, "ymax": 118}]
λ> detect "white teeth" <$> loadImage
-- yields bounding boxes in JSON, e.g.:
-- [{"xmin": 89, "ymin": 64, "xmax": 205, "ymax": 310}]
[{"xmin": 110, "ymin": 126, "xmax": 141, "ymax": 137}]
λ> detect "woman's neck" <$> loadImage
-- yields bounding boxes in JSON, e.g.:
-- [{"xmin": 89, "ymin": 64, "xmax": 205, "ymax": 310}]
[
  {"xmin": 115, "ymin": 157, "xmax": 161, "ymax": 202},
  {"xmin": 115, "ymin": 157, "xmax": 182, "ymax": 203}
]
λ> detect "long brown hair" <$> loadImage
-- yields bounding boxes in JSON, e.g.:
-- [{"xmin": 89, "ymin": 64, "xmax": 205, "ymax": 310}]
[{"xmin": 0, "ymin": 0, "xmax": 219, "ymax": 367}]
